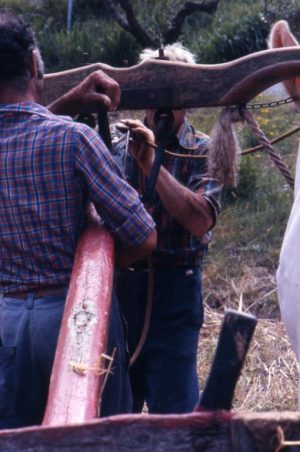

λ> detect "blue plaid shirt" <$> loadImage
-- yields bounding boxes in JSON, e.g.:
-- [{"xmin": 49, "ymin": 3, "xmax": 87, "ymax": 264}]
[
  {"xmin": 0, "ymin": 103, "xmax": 155, "ymax": 292},
  {"xmin": 111, "ymin": 118, "xmax": 222, "ymax": 267}
]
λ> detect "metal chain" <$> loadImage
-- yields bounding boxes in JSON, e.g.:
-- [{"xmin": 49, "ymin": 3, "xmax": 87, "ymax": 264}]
[{"xmin": 244, "ymin": 94, "xmax": 300, "ymax": 110}]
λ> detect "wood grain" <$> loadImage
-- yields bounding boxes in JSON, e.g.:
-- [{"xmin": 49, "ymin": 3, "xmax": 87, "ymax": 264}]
[{"xmin": 43, "ymin": 48, "xmax": 300, "ymax": 110}]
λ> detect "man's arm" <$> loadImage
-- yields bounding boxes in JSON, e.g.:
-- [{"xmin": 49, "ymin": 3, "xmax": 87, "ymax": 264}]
[
  {"xmin": 47, "ymin": 70, "xmax": 121, "ymax": 117},
  {"xmin": 120, "ymin": 119, "xmax": 216, "ymax": 237},
  {"xmin": 47, "ymin": 75, "xmax": 157, "ymax": 266},
  {"xmin": 116, "ymin": 229, "xmax": 157, "ymax": 268},
  {"xmin": 150, "ymin": 166, "xmax": 214, "ymax": 237}
]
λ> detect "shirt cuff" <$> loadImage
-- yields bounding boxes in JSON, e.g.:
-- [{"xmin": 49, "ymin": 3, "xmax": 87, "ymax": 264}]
[
  {"xmin": 113, "ymin": 203, "xmax": 156, "ymax": 249},
  {"xmin": 204, "ymin": 195, "xmax": 220, "ymax": 229}
]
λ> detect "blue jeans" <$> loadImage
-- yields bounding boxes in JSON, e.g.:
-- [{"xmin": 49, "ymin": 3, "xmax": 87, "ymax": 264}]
[
  {"xmin": 0, "ymin": 291, "xmax": 131, "ymax": 429},
  {"xmin": 117, "ymin": 266, "xmax": 203, "ymax": 414}
]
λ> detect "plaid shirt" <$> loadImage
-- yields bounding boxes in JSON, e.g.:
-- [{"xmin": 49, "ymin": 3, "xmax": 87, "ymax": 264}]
[
  {"xmin": 111, "ymin": 118, "xmax": 222, "ymax": 267},
  {"xmin": 0, "ymin": 102, "xmax": 155, "ymax": 293}
]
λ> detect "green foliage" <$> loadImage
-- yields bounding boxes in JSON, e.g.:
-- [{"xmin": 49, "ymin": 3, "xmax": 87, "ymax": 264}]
[
  {"xmin": 0, "ymin": 0, "xmax": 30, "ymax": 12},
  {"xmin": 263, "ymin": 0, "xmax": 300, "ymax": 39},
  {"xmin": 73, "ymin": 0, "xmax": 108, "ymax": 21},
  {"xmin": 195, "ymin": 13, "xmax": 270, "ymax": 64},
  {"xmin": 0, "ymin": 0, "xmax": 273, "ymax": 70},
  {"xmin": 236, "ymin": 156, "xmax": 258, "ymax": 201},
  {"xmin": 189, "ymin": 87, "xmax": 299, "ymax": 307},
  {"xmin": 98, "ymin": 27, "xmax": 141, "ymax": 67},
  {"xmin": 38, "ymin": 19, "xmax": 141, "ymax": 72},
  {"xmin": 200, "ymin": 98, "xmax": 299, "ymax": 303}
]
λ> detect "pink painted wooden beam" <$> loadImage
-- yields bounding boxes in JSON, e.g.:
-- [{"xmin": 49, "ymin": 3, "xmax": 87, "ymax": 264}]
[{"xmin": 43, "ymin": 205, "xmax": 115, "ymax": 426}]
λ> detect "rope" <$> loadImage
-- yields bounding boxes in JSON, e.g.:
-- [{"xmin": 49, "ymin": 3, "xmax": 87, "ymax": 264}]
[
  {"xmin": 138, "ymin": 125, "xmax": 300, "ymax": 160},
  {"xmin": 242, "ymin": 124, "xmax": 300, "ymax": 156},
  {"xmin": 165, "ymin": 149, "xmax": 206, "ymax": 159},
  {"xmin": 126, "ymin": 169, "xmax": 154, "ymax": 368},
  {"xmin": 136, "ymin": 124, "xmax": 300, "ymax": 160},
  {"xmin": 129, "ymin": 255, "xmax": 154, "ymax": 367},
  {"xmin": 241, "ymin": 108, "xmax": 295, "ymax": 189}
]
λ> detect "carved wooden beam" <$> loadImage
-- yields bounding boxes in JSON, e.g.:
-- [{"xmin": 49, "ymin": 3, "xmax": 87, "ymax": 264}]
[
  {"xmin": 43, "ymin": 47, "xmax": 300, "ymax": 110},
  {"xmin": 2, "ymin": 411, "xmax": 300, "ymax": 451}
]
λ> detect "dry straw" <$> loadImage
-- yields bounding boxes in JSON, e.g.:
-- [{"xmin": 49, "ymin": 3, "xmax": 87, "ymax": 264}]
[{"xmin": 199, "ymin": 295, "xmax": 298, "ymax": 412}]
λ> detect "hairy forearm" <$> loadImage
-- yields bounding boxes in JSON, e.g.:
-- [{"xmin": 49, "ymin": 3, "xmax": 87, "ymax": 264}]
[
  {"xmin": 153, "ymin": 166, "xmax": 214, "ymax": 236},
  {"xmin": 114, "ymin": 119, "xmax": 215, "ymax": 236},
  {"xmin": 47, "ymin": 94, "xmax": 81, "ymax": 117},
  {"xmin": 47, "ymin": 71, "xmax": 120, "ymax": 117}
]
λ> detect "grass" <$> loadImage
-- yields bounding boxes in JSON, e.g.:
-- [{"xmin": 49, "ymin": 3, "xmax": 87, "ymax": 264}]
[
  {"xmin": 198, "ymin": 306, "xmax": 299, "ymax": 412},
  {"xmin": 191, "ymin": 92, "xmax": 300, "ymax": 412}
]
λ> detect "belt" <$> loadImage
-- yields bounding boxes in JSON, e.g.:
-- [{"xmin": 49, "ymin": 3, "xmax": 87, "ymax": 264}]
[
  {"xmin": 127, "ymin": 259, "xmax": 202, "ymax": 271},
  {"xmin": 1, "ymin": 285, "xmax": 68, "ymax": 300}
]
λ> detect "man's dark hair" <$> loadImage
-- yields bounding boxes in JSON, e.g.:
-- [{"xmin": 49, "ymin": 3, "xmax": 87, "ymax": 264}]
[{"xmin": 0, "ymin": 8, "xmax": 41, "ymax": 85}]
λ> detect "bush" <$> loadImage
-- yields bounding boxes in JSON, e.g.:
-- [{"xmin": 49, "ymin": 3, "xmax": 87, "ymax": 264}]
[
  {"xmin": 37, "ymin": 19, "xmax": 141, "ymax": 72},
  {"xmin": 236, "ymin": 156, "xmax": 258, "ymax": 201},
  {"xmin": 0, "ymin": 0, "xmax": 271, "ymax": 71},
  {"xmin": 263, "ymin": 0, "xmax": 300, "ymax": 40},
  {"xmin": 0, "ymin": 0, "xmax": 31, "ymax": 12},
  {"xmin": 195, "ymin": 13, "xmax": 270, "ymax": 64}
]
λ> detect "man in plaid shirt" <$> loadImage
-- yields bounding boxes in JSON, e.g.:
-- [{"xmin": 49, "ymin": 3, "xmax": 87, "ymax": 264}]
[
  {"xmin": 0, "ymin": 9, "xmax": 156, "ymax": 428},
  {"xmin": 112, "ymin": 44, "xmax": 222, "ymax": 414}
]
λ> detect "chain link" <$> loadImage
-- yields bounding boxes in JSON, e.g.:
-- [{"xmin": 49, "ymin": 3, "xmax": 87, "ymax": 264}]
[{"xmin": 245, "ymin": 94, "xmax": 300, "ymax": 110}]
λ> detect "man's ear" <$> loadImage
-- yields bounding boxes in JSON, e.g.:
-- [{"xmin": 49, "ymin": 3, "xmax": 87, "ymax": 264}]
[
  {"xmin": 29, "ymin": 49, "xmax": 39, "ymax": 78},
  {"xmin": 268, "ymin": 20, "xmax": 300, "ymax": 101},
  {"xmin": 29, "ymin": 49, "xmax": 44, "ymax": 101}
]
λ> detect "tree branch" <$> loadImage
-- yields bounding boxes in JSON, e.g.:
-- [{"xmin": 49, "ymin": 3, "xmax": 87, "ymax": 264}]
[
  {"xmin": 118, "ymin": 0, "xmax": 157, "ymax": 47},
  {"xmin": 164, "ymin": 0, "xmax": 220, "ymax": 44},
  {"xmin": 105, "ymin": 0, "xmax": 220, "ymax": 49},
  {"xmin": 104, "ymin": 0, "xmax": 130, "ymax": 32},
  {"xmin": 105, "ymin": 0, "xmax": 157, "ymax": 48}
]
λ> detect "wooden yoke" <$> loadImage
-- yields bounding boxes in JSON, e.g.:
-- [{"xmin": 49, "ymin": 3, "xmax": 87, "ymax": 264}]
[{"xmin": 43, "ymin": 47, "xmax": 300, "ymax": 110}]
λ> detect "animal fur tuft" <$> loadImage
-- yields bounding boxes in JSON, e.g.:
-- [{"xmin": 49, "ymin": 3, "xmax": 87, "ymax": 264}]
[{"xmin": 208, "ymin": 108, "xmax": 243, "ymax": 187}]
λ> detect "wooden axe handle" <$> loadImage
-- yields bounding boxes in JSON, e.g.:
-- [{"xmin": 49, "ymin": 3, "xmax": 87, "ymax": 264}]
[{"xmin": 196, "ymin": 309, "xmax": 257, "ymax": 412}]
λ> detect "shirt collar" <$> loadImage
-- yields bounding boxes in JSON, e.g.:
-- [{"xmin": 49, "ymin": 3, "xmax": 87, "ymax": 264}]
[
  {"xmin": 143, "ymin": 116, "xmax": 198, "ymax": 150},
  {"xmin": 0, "ymin": 102, "xmax": 72, "ymax": 122},
  {"xmin": 175, "ymin": 118, "xmax": 198, "ymax": 150}
]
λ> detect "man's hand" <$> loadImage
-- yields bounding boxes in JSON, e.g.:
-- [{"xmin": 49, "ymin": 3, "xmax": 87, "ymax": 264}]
[
  {"xmin": 47, "ymin": 70, "xmax": 121, "ymax": 117},
  {"xmin": 119, "ymin": 119, "xmax": 155, "ymax": 175},
  {"xmin": 118, "ymin": 118, "xmax": 216, "ymax": 237}
]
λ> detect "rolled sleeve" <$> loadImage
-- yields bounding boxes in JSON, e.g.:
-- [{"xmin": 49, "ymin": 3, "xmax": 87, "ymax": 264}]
[
  {"xmin": 186, "ymin": 145, "xmax": 222, "ymax": 228},
  {"xmin": 74, "ymin": 124, "xmax": 155, "ymax": 248},
  {"xmin": 113, "ymin": 202, "xmax": 155, "ymax": 248},
  {"xmin": 203, "ymin": 180, "xmax": 222, "ymax": 225}
]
